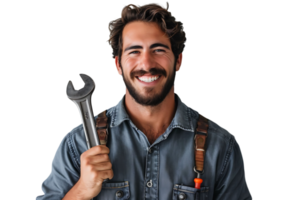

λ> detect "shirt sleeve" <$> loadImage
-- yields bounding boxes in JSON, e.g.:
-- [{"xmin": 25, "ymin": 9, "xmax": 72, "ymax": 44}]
[
  {"xmin": 36, "ymin": 132, "xmax": 80, "ymax": 200},
  {"xmin": 213, "ymin": 136, "xmax": 252, "ymax": 200}
]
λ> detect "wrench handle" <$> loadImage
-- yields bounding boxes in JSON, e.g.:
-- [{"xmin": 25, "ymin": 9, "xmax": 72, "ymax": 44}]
[
  {"xmin": 72, "ymin": 95, "xmax": 100, "ymax": 149},
  {"xmin": 75, "ymin": 97, "xmax": 108, "ymax": 199}
]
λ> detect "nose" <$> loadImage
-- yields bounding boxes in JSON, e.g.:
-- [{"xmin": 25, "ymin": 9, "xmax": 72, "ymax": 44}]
[{"xmin": 139, "ymin": 51, "xmax": 155, "ymax": 71}]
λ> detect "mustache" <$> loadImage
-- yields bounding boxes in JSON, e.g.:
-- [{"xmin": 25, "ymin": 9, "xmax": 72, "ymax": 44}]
[{"xmin": 132, "ymin": 68, "xmax": 167, "ymax": 78}]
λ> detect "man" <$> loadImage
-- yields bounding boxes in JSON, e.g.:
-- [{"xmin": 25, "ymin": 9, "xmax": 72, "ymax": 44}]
[{"xmin": 37, "ymin": 3, "xmax": 251, "ymax": 200}]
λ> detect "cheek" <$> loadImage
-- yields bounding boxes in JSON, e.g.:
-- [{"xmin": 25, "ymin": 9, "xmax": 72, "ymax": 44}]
[
  {"xmin": 126, "ymin": 59, "xmax": 137, "ymax": 67},
  {"xmin": 122, "ymin": 57, "xmax": 138, "ymax": 70},
  {"xmin": 155, "ymin": 55, "xmax": 175, "ymax": 69}
]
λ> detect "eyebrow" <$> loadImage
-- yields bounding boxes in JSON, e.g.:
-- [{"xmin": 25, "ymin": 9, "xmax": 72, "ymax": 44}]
[{"xmin": 124, "ymin": 43, "xmax": 170, "ymax": 52}]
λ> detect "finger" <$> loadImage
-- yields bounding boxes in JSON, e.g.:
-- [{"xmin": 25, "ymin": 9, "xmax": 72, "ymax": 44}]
[
  {"xmin": 93, "ymin": 161, "xmax": 112, "ymax": 171},
  {"xmin": 99, "ymin": 169, "xmax": 114, "ymax": 180},
  {"xmin": 88, "ymin": 154, "xmax": 111, "ymax": 164},
  {"xmin": 85, "ymin": 145, "xmax": 110, "ymax": 157}
]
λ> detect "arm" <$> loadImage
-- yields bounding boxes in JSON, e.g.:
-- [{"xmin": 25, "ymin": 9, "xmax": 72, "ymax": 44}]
[
  {"xmin": 214, "ymin": 136, "xmax": 252, "ymax": 200},
  {"xmin": 62, "ymin": 180, "xmax": 90, "ymax": 200}
]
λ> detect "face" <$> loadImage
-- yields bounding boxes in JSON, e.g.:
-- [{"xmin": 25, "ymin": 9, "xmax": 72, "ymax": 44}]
[{"xmin": 116, "ymin": 21, "xmax": 182, "ymax": 106}]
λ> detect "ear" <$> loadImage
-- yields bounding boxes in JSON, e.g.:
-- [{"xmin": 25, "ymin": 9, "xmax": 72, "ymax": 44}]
[
  {"xmin": 175, "ymin": 53, "xmax": 182, "ymax": 71},
  {"xmin": 115, "ymin": 56, "xmax": 122, "ymax": 75}
]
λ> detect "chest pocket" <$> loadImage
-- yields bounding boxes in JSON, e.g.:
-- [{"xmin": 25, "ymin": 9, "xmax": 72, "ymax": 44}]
[
  {"xmin": 95, "ymin": 181, "xmax": 130, "ymax": 200},
  {"xmin": 173, "ymin": 184, "xmax": 209, "ymax": 200}
]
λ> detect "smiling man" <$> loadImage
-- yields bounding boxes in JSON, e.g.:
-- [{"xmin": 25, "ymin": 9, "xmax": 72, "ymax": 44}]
[
  {"xmin": 37, "ymin": 3, "xmax": 251, "ymax": 200},
  {"xmin": 116, "ymin": 21, "xmax": 182, "ymax": 145}
]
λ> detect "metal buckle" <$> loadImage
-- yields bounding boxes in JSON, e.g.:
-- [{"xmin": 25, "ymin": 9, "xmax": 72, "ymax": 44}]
[{"xmin": 194, "ymin": 166, "xmax": 204, "ymax": 175}]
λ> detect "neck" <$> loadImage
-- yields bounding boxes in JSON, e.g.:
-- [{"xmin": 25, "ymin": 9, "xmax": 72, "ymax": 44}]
[{"xmin": 124, "ymin": 88, "xmax": 176, "ymax": 138}]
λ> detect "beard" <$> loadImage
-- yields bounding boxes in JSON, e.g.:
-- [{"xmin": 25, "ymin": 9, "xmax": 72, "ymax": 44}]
[{"xmin": 120, "ymin": 62, "xmax": 176, "ymax": 107}]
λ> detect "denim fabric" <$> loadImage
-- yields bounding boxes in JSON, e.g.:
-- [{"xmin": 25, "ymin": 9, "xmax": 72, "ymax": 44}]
[{"xmin": 37, "ymin": 94, "xmax": 251, "ymax": 200}]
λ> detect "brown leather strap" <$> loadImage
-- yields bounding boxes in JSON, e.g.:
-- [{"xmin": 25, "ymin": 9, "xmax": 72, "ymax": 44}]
[
  {"xmin": 194, "ymin": 114, "xmax": 209, "ymax": 172},
  {"xmin": 96, "ymin": 110, "xmax": 108, "ymax": 145}
]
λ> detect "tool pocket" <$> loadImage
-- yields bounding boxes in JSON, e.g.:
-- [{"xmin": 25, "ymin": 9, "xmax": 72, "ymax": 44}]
[
  {"xmin": 96, "ymin": 181, "xmax": 130, "ymax": 200},
  {"xmin": 173, "ymin": 184, "xmax": 209, "ymax": 200}
]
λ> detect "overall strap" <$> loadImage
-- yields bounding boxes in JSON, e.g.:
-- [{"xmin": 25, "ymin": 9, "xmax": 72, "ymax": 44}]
[
  {"xmin": 194, "ymin": 114, "xmax": 209, "ymax": 172},
  {"xmin": 96, "ymin": 110, "xmax": 108, "ymax": 145}
]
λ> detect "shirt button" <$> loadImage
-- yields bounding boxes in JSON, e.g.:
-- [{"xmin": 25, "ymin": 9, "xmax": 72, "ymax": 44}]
[
  {"xmin": 178, "ymin": 192, "xmax": 186, "ymax": 200},
  {"xmin": 147, "ymin": 179, "xmax": 153, "ymax": 187},
  {"xmin": 148, "ymin": 148, "xmax": 152, "ymax": 153},
  {"xmin": 116, "ymin": 190, "xmax": 124, "ymax": 198}
]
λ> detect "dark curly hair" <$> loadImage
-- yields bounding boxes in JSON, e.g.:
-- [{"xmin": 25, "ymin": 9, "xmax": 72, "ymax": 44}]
[{"xmin": 108, "ymin": 3, "xmax": 186, "ymax": 62}]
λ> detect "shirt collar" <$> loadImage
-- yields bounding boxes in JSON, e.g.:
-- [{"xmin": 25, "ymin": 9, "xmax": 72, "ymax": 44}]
[{"xmin": 110, "ymin": 94, "xmax": 195, "ymax": 133}]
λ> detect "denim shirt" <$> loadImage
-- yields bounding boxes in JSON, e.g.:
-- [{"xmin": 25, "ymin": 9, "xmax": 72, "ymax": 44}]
[{"xmin": 37, "ymin": 94, "xmax": 251, "ymax": 200}]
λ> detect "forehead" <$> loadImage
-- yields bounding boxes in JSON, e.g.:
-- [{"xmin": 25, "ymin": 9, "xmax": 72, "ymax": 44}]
[{"xmin": 122, "ymin": 21, "xmax": 171, "ymax": 48}]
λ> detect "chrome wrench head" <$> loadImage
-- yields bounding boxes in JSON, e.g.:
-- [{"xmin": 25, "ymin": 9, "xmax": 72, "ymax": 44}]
[{"xmin": 66, "ymin": 74, "xmax": 95, "ymax": 100}]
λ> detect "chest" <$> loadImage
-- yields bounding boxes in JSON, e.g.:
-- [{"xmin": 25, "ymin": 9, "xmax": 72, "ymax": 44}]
[
  {"xmin": 142, "ymin": 130, "xmax": 164, "ymax": 144},
  {"xmin": 146, "ymin": 137, "xmax": 156, "ymax": 145}
]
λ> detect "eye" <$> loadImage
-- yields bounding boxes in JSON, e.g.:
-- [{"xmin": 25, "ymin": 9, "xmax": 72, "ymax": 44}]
[
  {"xmin": 154, "ymin": 49, "xmax": 165, "ymax": 53},
  {"xmin": 129, "ymin": 49, "xmax": 165, "ymax": 54},
  {"xmin": 129, "ymin": 51, "xmax": 138, "ymax": 54}
]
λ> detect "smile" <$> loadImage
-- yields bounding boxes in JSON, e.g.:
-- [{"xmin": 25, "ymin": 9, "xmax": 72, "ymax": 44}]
[
  {"xmin": 137, "ymin": 75, "xmax": 160, "ymax": 83},
  {"xmin": 136, "ymin": 76, "xmax": 161, "ymax": 85}
]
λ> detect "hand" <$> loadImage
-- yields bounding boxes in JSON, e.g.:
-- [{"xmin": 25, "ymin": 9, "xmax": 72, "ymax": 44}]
[{"xmin": 73, "ymin": 145, "xmax": 114, "ymax": 200}]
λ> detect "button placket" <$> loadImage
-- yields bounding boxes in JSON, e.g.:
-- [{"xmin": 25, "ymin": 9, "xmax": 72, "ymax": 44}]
[{"xmin": 147, "ymin": 147, "xmax": 152, "ymax": 187}]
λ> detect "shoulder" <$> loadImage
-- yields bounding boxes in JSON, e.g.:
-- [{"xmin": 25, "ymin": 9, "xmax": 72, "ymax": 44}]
[
  {"xmin": 188, "ymin": 107, "xmax": 241, "ymax": 175},
  {"xmin": 207, "ymin": 119, "xmax": 244, "ymax": 174},
  {"xmin": 207, "ymin": 119, "xmax": 237, "ymax": 169},
  {"xmin": 57, "ymin": 124, "xmax": 84, "ymax": 154},
  {"xmin": 208, "ymin": 119, "xmax": 235, "ymax": 143},
  {"xmin": 68, "ymin": 123, "xmax": 85, "ymax": 140},
  {"xmin": 188, "ymin": 106, "xmax": 233, "ymax": 138},
  {"xmin": 62, "ymin": 123, "xmax": 86, "ymax": 165}
]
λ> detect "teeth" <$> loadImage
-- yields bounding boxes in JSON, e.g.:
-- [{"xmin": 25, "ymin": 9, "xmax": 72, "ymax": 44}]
[{"xmin": 138, "ymin": 76, "xmax": 159, "ymax": 83}]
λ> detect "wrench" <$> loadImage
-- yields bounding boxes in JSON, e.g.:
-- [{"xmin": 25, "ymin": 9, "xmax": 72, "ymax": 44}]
[
  {"xmin": 66, "ymin": 74, "xmax": 99, "ymax": 149},
  {"xmin": 65, "ymin": 73, "xmax": 108, "ymax": 200}
]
